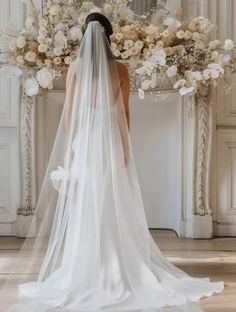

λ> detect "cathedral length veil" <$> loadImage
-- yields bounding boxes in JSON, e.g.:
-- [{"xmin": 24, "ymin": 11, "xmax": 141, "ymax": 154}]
[{"xmin": 0, "ymin": 21, "xmax": 224, "ymax": 312}]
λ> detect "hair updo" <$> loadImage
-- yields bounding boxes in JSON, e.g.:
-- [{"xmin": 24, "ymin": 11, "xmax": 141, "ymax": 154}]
[{"xmin": 82, "ymin": 13, "xmax": 113, "ymax": 44}]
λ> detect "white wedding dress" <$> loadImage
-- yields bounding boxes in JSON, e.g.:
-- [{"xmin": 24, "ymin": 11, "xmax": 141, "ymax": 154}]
[{"xmin": 1, "ymin": 21, "xmax": 224, "ymax": 312}]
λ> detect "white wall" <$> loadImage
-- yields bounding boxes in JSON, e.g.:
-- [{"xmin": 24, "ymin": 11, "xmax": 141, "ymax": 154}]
[{"xmin": 0, "ymin": 0, "xmax": 23, "ymax": 235}]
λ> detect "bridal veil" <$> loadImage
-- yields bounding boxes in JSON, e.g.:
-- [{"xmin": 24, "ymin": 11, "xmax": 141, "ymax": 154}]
[{"xmin": 0, "ymin": 21, "xmax": 223, "ymax": 312}]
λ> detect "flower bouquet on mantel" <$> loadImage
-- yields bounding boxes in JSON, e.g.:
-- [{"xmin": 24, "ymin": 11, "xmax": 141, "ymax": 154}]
[{"xmin": 0, "ymin": 0, "xmax": 235, "ymax": 100}]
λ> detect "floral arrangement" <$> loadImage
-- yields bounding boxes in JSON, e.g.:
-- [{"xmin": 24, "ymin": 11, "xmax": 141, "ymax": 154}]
[{"xmin": 0, "ymin": 0, "xmax": 235, "ymax": 99}]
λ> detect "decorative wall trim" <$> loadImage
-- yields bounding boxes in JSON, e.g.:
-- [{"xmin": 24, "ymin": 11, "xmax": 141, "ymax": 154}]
[
  {"xmin": 194, "ymin": 96, "xmax": 213, "ymax": 216},
  {"xmin": 17, "ymin": 91, "xmax": 36, "ymax": 217}
]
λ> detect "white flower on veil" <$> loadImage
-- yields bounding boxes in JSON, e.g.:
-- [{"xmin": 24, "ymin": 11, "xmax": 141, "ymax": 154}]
[{"xmin": 50, "ymin": 166, "xmax": 71, "ymax": 193}]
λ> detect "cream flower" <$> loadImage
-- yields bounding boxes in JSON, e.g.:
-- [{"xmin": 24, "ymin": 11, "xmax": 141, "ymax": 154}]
[
  {"xmin": 54, "ymin": 31, "xmax": 67, "ymax": 49},
  {"xmin": 192, "ymin": 32, "xmax": 201, "ymax": 41},
  {"xmin": 124, "ymin": 40, "xmax": 134, "ymax": 50},
  {"xmin": 156, "ymin": 40, "xmax": 164, "ymax": 48},
  {"xmin": 176, "ymin": 30, "xmax": 185, "ymax": 39},
  {"xmin": 116, "ymin": 33, "xmax": 124, "ymax": 41},
  {"xmin": 78, "ymin": 13, "xmax": 87, "ymax": 25},
  {"xmin": 224, "ymin": 39, "xmax": 234, "ymax": 51},
  {"xmin": 183, "ymin": 31, "xmax": 192, "ymax": 40},
  {"xmin": 121, "ymin": 50, "xmax": 130, "ymax": 59},
  {"xmin": 53, "ymin": 48, "xmax": 63, "ymax": 56},
  {"xmin": 37, "ymin": 36, "xmax": 45, "ymax": 44},
  {"xmin": 64, "ymin": 56, "xmax": 72, "ymax": 65},
  {"xmin": 16, "ymin": 36, "xmax": 26, "ymax": 48},
  {"xmin": 24, "ymin": 51, "xmax": 36, "ymax": 62},
  {"xmin": 69, "ymin": 26, "xmax": 83, "ymax": 41},
  {"xmin": 24, "ymin": 78, "xmax": 39, "ymax": 97},
  {"xmin": 53, "ymin": 57, "xmax": 62, "ymax": 65},
  {"xmin": 211, "ymin": 51, "xmax": 219, "ymax": 61},
  {"xmin": 162, "ymin": 29, "xmax": 170, "ymax": 37},
  {"xmin": 50, "ymin": 4, "xmax": 61, "ymax": 16},
  {"xmin": 134, "ymin": 40, "xmax": 144, "ymax": 50},
  {"xmin": 129, "ymin": 46, "xmax": 139, "ymax": 56},
  {"xmin": 113, "ymin": 50, "xmax": 121, "ymax": 57},
  {"xmin": 104, "ymin": 3, "xmax": 112, "ymax": 14},
  {"xmin": 209, "ymin": 40, "xmax": 221, "ymax": 50},
  {"xmin": 164, "ymin": 17, "xmax": 181, "ymax": 31},
  {"xmin": 36, "ymin": 68, "xmax": 53, "ymax": 89},
  {"xmin": 38, "ymin": 44, "xmax": 48, "ymax": 53}
]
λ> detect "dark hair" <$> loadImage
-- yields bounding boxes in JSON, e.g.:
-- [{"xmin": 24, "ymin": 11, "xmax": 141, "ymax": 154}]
[{"xmin": 82, "ymin": 13, "xmax": 113, "ymax": 44}]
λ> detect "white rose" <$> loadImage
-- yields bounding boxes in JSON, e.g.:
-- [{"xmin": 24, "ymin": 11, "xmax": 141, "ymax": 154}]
[
  {"xmin": 164, "ymin": 17, "xmax": 181, "ymax": 31},
  {"xmin": 9, "ymin": 39, "xmax": 17, "ymax": 52},
  {"xmin": 16, "ymin": 36, "xmax": 26, "ymax": 48},
  {"xmin": 174, "ymin": 79, "xmax": 187, "ymax": 89},
  {"xmin": 224, "ymin": 39, "xmax": 234, "ymax": 51},
  {"xmin": 78, "ymin": 13, "xmax": 87, "ymax": 25},
  {"xmin": 24, "ymin": 78, "xmax": 39, "ymax": 96},
  {"xmin": 104, "ymin": 3, "xmax": 112, "ymax": 14},
  {"xmin": 16, "ymin": 55, "xmax": 24, "ymax": 65},
  {"xmin": 53, "ymin": 48, "xmax": 63, "ymax": 56},
  {"xmin": 69, "ymin": 26, "xmax": 83, "ymax": 41},
  {"xmin": 167, "ymin": 65, "xmax": 178, "ymax": 78},
  {"xmin": 38, "ymin": 44, "xmax": 48, "ymax": 53},
  {"xmin": 54, "ymin": 31, "xmax": 67, "ymax": 48},
  {"xmin": 39, "ymin": 27, "xmax": 48, "ymax": 38},
  {"xmin": 121, "ymin": 50, "xmax": 130, "ymax": 59},
  {"xmin": 50, "ymin": 4, "xmax": 61, "ymax": 16},
  {"xmin": 24, "ymin": 51, "xmax": 36, "ymax": 62},
  {"xmin": 36, "ymin": 68, "xmax": 53, "ymax": 89},
  {"xmin": 64, "ymin": 56, "xmax": 72, "ymax": 65},
  {"xmin": 138, "ymin": 88, "xmax": 145, "ymax": 99}
]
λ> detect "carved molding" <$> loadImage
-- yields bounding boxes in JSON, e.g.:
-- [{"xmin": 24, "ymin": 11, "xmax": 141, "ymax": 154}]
[
  {"xmin": 17, "ymin": 91, "xmax": 35, "ymax": 216},
  {"xmin": 194, "ymin": 96, "xmax": 212, "ymax": 216}
]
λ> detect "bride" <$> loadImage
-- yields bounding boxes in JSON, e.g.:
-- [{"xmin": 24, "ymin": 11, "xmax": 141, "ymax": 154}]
[{"xmin": 1, "ymin": 13, "xmax": 224, "ymax": 312}]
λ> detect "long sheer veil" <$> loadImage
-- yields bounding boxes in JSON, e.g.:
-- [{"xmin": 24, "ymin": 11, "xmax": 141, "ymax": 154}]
[
  {"xmin": 0, "ymin": 20, "xmax": 147, "ymax": 311},
  {"xmin": 0, "ymin": 21, "xmax": 221, "ymax": 312}
]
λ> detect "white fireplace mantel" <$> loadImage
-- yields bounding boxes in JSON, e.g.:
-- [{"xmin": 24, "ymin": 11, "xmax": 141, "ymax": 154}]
[{"xmin": 17, "ymin": 81, "xmax": 214, "ymax": 239}]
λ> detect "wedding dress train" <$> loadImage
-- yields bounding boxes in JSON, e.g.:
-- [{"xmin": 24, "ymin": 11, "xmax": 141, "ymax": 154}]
[{"xmin": 1, "ymin": 21, "xmax": 224, "ymax": 312}]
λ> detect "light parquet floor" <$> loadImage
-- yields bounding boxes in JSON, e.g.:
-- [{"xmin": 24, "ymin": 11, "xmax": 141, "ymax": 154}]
[{"xmin": 0, "ymin": 230, "xmax": 235, "ymax": 312}]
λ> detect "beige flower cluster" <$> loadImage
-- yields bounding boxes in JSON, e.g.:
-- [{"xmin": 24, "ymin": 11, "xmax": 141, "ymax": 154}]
[{"xmin": 2, "ymin": 0, "xmax": 236, "ymax": 99}]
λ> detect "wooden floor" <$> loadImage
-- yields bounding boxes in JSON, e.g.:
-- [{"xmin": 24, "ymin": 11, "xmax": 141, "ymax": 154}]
[{"xmin": 0, "ymin": 230, "xmax": 235, "ymax": 312}]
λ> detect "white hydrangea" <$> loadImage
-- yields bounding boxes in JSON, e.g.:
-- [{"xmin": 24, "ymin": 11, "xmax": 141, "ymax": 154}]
[
  {"xmin": 167, "ymin": 65, "xmax": 178, "ymax": 78},
  {"xmin": 36, "ymin": 68, "xmax": 53, "ymax": 89},
  {"xmin": 224, "ymin": 39, "xmax": 234, "ymax": 51},
  {"xmin": 24, "ymin": 78, "xmax": 39, "ymax": 96}
]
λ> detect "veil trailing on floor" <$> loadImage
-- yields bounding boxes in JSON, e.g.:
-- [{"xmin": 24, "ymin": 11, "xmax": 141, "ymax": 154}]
[{"xmin": 0, "ymin": 21, "xmax": 223, "ymax": 312}]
